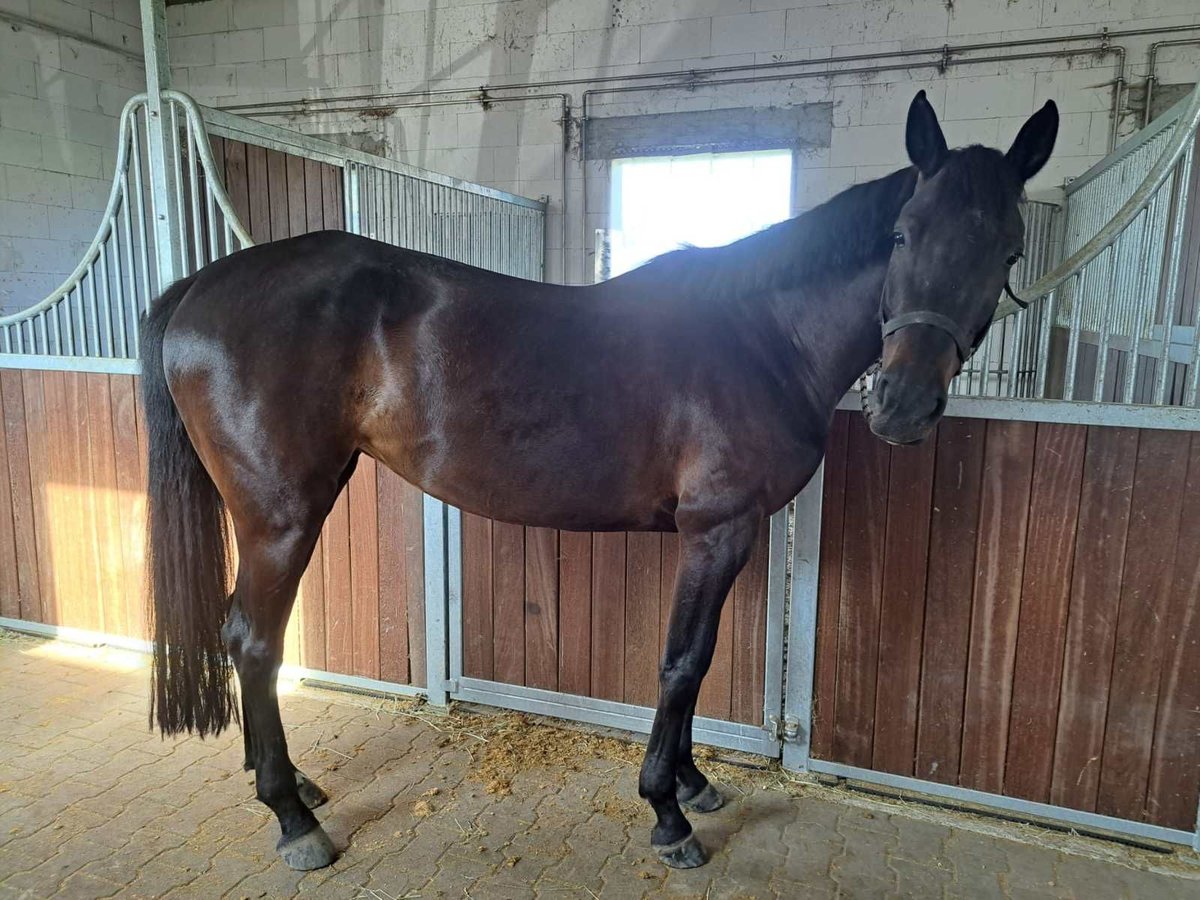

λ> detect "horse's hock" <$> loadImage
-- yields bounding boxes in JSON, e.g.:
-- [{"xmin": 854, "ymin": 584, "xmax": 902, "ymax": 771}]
[{"xmin": 3, "ymin": 0, "xmax": 1200, "ymax": 889}]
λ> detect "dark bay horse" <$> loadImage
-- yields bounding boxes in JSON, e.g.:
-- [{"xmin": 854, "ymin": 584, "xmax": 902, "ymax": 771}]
[{"xmin": 142, "ymin": 93, "xmax": 1057, "ymax": 870}]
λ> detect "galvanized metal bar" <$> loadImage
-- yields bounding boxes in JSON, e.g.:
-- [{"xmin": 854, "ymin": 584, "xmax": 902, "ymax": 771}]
[
  {"xmin": 452, "ymin": 677, "xmax": 778, "ymax": 756},
  {"xmin": 119, "ymin": 176, "xmax": 139, "ymax": 345},
  {"xmin": 141, "ymin": 0, "xmax": 182, "ymax": 292},
  {"xmin": 36, "ymin": 312, "xmax": 47, "ymax": 355},
  {"xmin": 782, "ymin": 467, "xmax": 825, "ymax": 773},
  {"xmin": 130, "ymin": 104, "xmax": 154, "ymax": 304},
  {"xmin": 1155, "ymin": 158, "xmax": 1191, "ymax": 405},
  {"xmin": 760, "ymin": 507, "xmax": 788, "ymax": 749},
  {"xmin": 103, "ymin": 226, "xmax": 120, "ymax": 357},
  {"xmin": 446, "ymin": 504, "xmax": 463, "ymax": 688},
  {"xmin": 186, "ymin": 119, "xmax": 204, "ymax": 271},
  {"xmin": 1063, "ymin": 268, "xmax": 1088, "ymax": 400},
  {"xmin": 1093, "ymin": 231, "xmax": 1122, "ymax": 400},
  {"xmin": 807, "ymin": 758, "xmax": 1196, "ymax": 848},
  {"xmin": 422, "ymin": 494, "xmax": 449, "ymax": 707}
]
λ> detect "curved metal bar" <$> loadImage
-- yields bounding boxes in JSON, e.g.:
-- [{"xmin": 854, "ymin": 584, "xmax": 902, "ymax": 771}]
[
  {"xmin": 0, "ymin": 93, "xmax": 146, "ymax": 327},
  {"xmin": 995, "ymin": 83, "xmax": 1200, "ymax": 321},
  {"xmin": 162, "ymin": 90, "xmax": 255, "ymax": 249}
]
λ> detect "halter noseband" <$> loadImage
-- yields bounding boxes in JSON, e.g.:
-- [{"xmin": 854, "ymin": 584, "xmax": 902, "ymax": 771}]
[{"xmin": 880, "ymin": 310, "xmax": 977, "ymax": 363}]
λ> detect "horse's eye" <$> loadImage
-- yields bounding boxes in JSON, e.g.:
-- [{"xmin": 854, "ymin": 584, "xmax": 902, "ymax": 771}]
[
  {"xmin": 1006, "ymin": 250, "xmax": 1024, "ymax": 266},
  {"xmin": 892, "ymin": 231, "xmax": 906, "ymax": 247}
]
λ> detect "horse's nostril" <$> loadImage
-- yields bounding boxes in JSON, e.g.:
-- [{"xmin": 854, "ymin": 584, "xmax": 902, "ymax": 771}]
[
  {"xmin": 874, "ymin": 373, "xmax": 891, "ymax": 404},
  {"xmin": 931, "ymin": 394, "xmax": 947, "ymax": 420}
]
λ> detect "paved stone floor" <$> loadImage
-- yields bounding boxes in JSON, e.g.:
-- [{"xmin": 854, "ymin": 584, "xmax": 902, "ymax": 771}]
[{"xmin": 1, "ymin": 633, "xmax": 1198, "ymax": 899}]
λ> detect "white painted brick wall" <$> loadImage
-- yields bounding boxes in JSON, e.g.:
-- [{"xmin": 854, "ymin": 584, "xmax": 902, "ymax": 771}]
[{"xmin": 0, "ymin": 0, "xmax": 144, "ymax": 313}]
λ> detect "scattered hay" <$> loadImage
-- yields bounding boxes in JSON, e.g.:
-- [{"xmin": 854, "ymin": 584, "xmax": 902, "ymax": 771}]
[{"xmin": 411, "ymin": 799, "xmax": 435, "ymax": 818}]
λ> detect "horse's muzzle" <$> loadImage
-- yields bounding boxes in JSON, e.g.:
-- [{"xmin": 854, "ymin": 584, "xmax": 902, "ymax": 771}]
[{"xmin": 866, "ymin": 369, "xmax": 947, "ymax": 445}]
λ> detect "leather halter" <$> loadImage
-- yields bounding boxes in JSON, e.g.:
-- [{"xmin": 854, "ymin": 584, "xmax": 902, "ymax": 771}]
[{"xmin": 880, "ymin": 310, "xmax": 977, "ymax": 363}]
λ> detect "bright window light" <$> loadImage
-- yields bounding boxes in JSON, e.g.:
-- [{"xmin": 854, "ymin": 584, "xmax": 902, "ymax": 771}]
[{"xmin": 607, "ymin": 149, "xmax": 793, "ymax": 277}]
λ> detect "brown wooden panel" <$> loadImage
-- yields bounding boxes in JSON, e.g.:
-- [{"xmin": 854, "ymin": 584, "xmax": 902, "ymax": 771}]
[
  {"xmin": 462, "ymin": 512, "xmax": 494, "ymax": 680},
  {"xmin": 1146, "ymin": 433, "xmax": 1200, "ymax": 829},
  {"xmin": 959, "ymin": 420, "xmax": 1036, "ymax": 794},
  {"xmin": 84, "ymin": 374, "xmax": 127, "ymax": 637},
  {"xmin": 109, "ymin": 375, "xmax": 145, "ymax": 640},
  {"xmin": 591, "ymin": 532, "xmax": 626, "ymax": 702},
  {"xmin": 1004, "ymin": 423, "xmax": 1087, "ymax": 803},
  {"xmin": 832, "ymin": 415, "xmax": 890, "ymax": 767},
  {"xmin": 558, "ymin": 530, "xmax": 592, "ymax": 695},
  {"xmin": 0, "ymin": 380, "xmax": 19, "ymax": 620},
  {"xmin": 624, "ymin": 532, "xmax": 661, "ymax": 709},
  {"xmin": 1096, "ymin": 429, "xmax": 1190, "ymax": 820},
  {"xmin": 376, "ymin": 467, "xmax": 409, "ymax": 684},
  {"xmin": 348, "ymin": 456, "xmax": 380, "ymax": 680},
  {"xmin": 322, "ymin": 484, "xmax": 354, "ymax": 674},
  {"xmin": 41, "ymin": 371, "xmax": 82, "ymax": 629},
  {"xmin": 660, "ymin": 532, "xmax": 679, "ymax": 644},
  {"xmin": 731, "ymin": 520, "xmax": 769, "ymax": 725},
  {"xmin": 285, "ymin": 154, "xmax": 308, "ymax": 239},
  {"xmin": 322, "ymin": 164, "xmax": 343, "ymax": 230},
  {"xmin": 492, "ymin": 521, "xmax": 525, "ymax": 685},
  {"xmin": 222, "ymin": 139, "xmax": 251, "ymax": 233},
  {"xmin": 915, "ymin": 417, "xmax": 986, "ymax": 783},
  {"xmin": 811, "ymin": 411, "xmax": 849, "ymax": 759},
  {"xmin": 304, "ymin": 158, "xmax": 325, "ymax": 232},
  {"xmin": 1050, "ymin": 426, "xmax": 1139, "ymax": 811},
  {"xmin": 245, "ymin": 144, "xmax": 270, "ymax": 244},
  {"xmin": 265, "ymin": 148, "xmax": 290, "ymax": 241},
  {"xmin": 0, "ymin": 371, "xmax": 37, "ymax": 621},
  {"xmin": 698, "ymin": 559, "xmax": 737, "ymax": 720},
  {"xmin": 400, "ymin": 480, "xmax": 425, "ymax": 687},
  {"xmin": 524, "ymin": 526, "xmax": 559, "ymax": 691},
  {"xmin": 872, "ymin": 438, "xmax": 936, "ymax": 776}
]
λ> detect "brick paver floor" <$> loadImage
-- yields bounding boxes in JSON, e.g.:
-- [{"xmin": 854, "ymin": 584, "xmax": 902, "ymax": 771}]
[{"xmin": 1, "ymin": 632, "xmax": 1197, "ymax": 899}]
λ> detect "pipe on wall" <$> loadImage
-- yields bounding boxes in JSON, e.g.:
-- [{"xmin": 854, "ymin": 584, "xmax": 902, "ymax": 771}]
[{"xmin": 1145, "ymin": 38, "xmax": 1200, "ymax": 126}]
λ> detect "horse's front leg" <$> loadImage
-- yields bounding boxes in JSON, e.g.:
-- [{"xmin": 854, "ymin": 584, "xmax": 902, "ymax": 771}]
[{"xmin": 639, "ymin": 512, "xmax": 759, "ymax": 868}]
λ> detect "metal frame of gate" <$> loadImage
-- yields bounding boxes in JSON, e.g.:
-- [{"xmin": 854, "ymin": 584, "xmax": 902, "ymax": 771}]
[{"xmin": 422, "ymin": 504, "xmax": 789, "ymax": 757}]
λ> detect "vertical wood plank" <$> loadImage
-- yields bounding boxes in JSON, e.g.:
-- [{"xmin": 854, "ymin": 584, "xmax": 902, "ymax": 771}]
[
  {"xmin": 401, "ymin": 481, "xmax": 426, "ymax": 687},
  {"xmin": 624, "ymin": 532, "xmax": 661, "ymax": 709},
  {"xmin": 322, "ymin": 164, "xmax": 344, "ymax": 230},
  {"xmin": 872, "ymin": 437, "xmax": 936, "ymax": 776},
  {"xmin": 1096, "ymin": 429, "xmax": 1189, "ymax": 820},
  {"xmin": 84, "ymin": 374, "xmax": 127, "ymax": 637},
  {"xmin": 322, "ymin": 484, "xmax": 354, "ymax": 675},
  {"xmin": 832, "ymin": 415, "xmax": 890, "ymax": 767},
  {"xmin": 1050, "ymin": 426, "xmax": 1139, "ymax": 811},
  {"xmin": 731, "ymin": 520, "xmax": 769, "ymax": 725},
  {"xmin": 245, "ymin": 144, "xmax": 270, "ymax": 244},
  {"xmin": 524, "ymin": 526, "xmax": 559, "ymax": 691},
  {"xmin": 811, "ymin": 411, "xmax": 850, "ymax": 760},
  {"xmin": 492, "ymin": 522, "xmax": 526, "ymax": 685},
  {"xmin": 285, "ymin": 154, "xmax": 307, "ymax": 238},
  {"xmin": 348, "ymin": 457, "xmax": 381, "ymax": 680},
  {"xmin": 43, "ymin": 371, "xmax": 86, "ymax": 629},
  {"xmin": 1146, "ymin": 433, "xmax": 1200, "ymax": 830},
  {"xmin": 376, "ymin": 467, "xmax": 410, "ymax": 684},
  {"xmin": 591, "ymin": 532, "xmax": 626, "ymax": 701},
  {"xmin": 1004, "ymin": 423, "xmax": 1087, "ymax": 803},
  {"xmin": 299, "ymin": 536, "xmax": 327, "ymax": 671},
  {"xmin": 959, "ymin": 420, "xmax": 1037, "ymax": 794},
  {"xmin": 109, "ymin": 375, "xmax": 145, "ymax": 640},
  {"xmin": 264, "ymin": 148, "xmax": 289, "ymax": 240},
  {"xmin": 1, "ymin": 371, "xmax": 38, "ymax": 620},
  {"xmin": 222, "ymin": 140, "xmax": 251, "ymax": 235},
  {"xmin": 462, "ymin": 512, "xmax": 494, "ymax": 680},
  {"xmin": 558, "ymin": 530, "xmax": 592, "ymax": 695},
  {"xmin": 697, "ymin": 568, "xmax": 736, "ymax": 720},
  {"xmin": 304, "ymin": 158, "xmax": 324, "ymax": 232},
  {"xmin": 915, "ymin": 417, "xmax": 986, "ymax": 783},
  {"xmin": 0, "ymin": 379, "xmax": 19, "ymax": 619},
  {"xmin": 21, "ymin": 371, "xmax": 53, "ymax": 624}
]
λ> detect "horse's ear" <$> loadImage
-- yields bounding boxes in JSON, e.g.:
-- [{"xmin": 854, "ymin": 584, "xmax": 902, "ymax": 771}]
[
  {"xmin": 906, "ymin": 90, "xmax": 948, "ymax": 177},
  {"xmin": 1006, "ymin": 100, "xmax": 1059, "ymax": 181}
]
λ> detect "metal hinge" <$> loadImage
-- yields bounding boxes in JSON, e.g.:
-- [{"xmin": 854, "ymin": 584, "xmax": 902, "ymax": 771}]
[
  {"xmin": 443, "ymin": 678, "xmax": 459, "ymax": 693},
  {"xmin": 766, "ymin": 715, "xmax": 803, "ymax": 743}
]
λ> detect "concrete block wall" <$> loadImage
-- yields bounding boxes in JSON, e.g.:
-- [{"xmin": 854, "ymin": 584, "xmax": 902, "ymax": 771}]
[{"xmin": 0, "ymin": 0, "xmax": 145, "ymax": 315}]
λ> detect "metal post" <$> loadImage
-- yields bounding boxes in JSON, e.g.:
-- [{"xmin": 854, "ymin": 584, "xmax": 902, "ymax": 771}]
[
  {"xmin": 140, "ymin": 0, "xmax": 182, "ymax": 294},
  {"xmin": 782, "ymin": 466, "xmax": 825, "ymax": 773},
  {"xmin": 423, "ymin": 494, "xmax": 450, "ymax": 706}
]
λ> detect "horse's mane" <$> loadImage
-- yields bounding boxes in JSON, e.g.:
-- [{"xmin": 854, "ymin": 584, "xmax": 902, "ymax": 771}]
[{"xmin": 621, "ymin": 145, "xmax": 1022, "ymax": 302}]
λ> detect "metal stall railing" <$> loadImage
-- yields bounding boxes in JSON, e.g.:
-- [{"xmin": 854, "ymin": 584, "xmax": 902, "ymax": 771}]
[{"xmin": 949, "ymin": 85, "xmax": 1200, "ymax": 407}]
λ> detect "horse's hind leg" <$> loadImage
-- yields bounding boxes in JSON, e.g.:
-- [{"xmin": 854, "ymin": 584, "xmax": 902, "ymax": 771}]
[{"xmin": 222, "ymin": 493, "xmax": 339, "ymax": 870}]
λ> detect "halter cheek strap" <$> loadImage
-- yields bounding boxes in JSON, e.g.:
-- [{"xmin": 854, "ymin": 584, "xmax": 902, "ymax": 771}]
[{"xmin": 880, "ymin": 310, "xmax": 977, "ymax": 362}]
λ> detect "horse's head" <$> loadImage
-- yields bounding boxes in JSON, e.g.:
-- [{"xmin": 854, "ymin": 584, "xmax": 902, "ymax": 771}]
[{"xmin": 868, "ymin": 91, "xmax": 1058, "ymax": 445}]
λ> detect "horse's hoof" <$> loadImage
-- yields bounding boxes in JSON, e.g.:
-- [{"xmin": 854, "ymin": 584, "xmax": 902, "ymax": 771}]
[
  {"xmin": 277, "ymin": 825, "xmax": 337, "ymax": 870},
  {"xmin": 654, "ymin": 832, "xmax": 708, "ymax": 869},
  {"xmin": 296, "ymin": 771, "xmax": 329, "ymax": 809},
  {"xmin": 677, "ymin": 782, "xmax": 724, "ymax": 813}
]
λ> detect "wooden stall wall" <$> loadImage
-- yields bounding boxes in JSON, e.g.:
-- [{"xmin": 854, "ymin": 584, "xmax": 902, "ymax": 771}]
[
  {"xmin": 459, "ymin": 515, "xmax": 772, "ymax": 725},
  {"xmin": 0, "ymin": 138, "xmax": 425, "ymax": 685},
  {"xmin": 812, "ymin": 410, "xmax": 1200, "ymax": 831}
]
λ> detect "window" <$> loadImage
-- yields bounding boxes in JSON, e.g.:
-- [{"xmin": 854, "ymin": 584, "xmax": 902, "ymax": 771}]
[{"xmin": 606, "ymin": 149, "xmax": 793, "ymax": 278}]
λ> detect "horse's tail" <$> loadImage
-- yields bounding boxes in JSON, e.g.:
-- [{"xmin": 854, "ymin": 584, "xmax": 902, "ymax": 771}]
[{"xmin": 142, "ymin": 276, "xmax": 235, "ymax": 737}]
